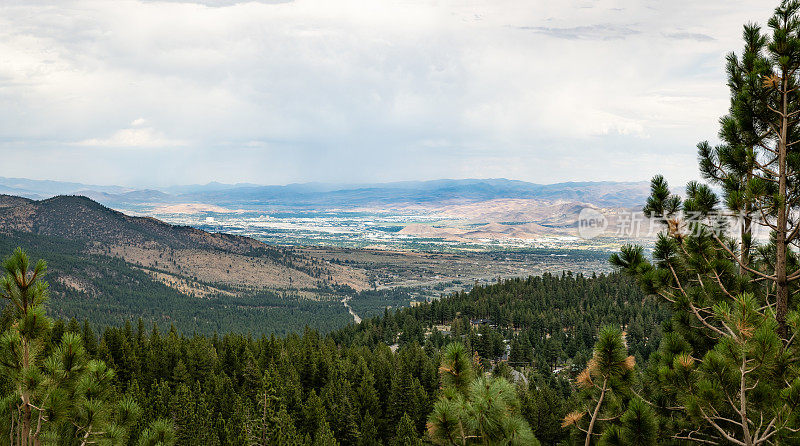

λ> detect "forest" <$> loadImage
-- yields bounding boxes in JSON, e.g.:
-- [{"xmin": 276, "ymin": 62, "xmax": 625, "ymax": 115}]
[
  {"xmin": 0, "ymin": 231, "xmax": 355, "ymax": 336},
  {"xmin": 0, "ymin": 252, "xmax": 664, "ymax": 445},
  {"xmin": 6, "ymin": 0, "xmax": 800, "ymax": 444}
]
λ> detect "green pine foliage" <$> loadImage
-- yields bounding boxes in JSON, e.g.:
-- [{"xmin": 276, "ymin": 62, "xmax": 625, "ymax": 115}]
[
  {"xmin": 0, "ymin": 248, "xmax": 175, "ymax": 445},
  {"xmin": 3, "ymin": 245, "xmax": 657, "ymax": 445},
  {"xmin": 562, "ymin": 326, "xmax": 649, "ymax": 445},
  {"xmin": 427, "ymin": 342, "xmax": 539, "ymax": 445},
  {"xmin": 609, "ymin": 2, "xmax": 800, "ymax": 443}
]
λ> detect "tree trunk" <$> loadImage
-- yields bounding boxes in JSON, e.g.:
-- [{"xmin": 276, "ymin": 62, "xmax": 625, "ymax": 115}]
[
  {"xmin": 585, "ymin": 378, "xmax": 607, "ymax": 446},
  {"xmin": 740, "ymin": 353, "xmax": 753, "ymax": 446},
  {"xmin": 742, "ymin": 170, "xmax": 752, "ymax": 272},
  {"xmin": 21, "ymin": 338, "xmax": 31, "ymax": 446},
  {"xmin": 776, "ymin": 70, "xmax": 789, "ymax": 340}
]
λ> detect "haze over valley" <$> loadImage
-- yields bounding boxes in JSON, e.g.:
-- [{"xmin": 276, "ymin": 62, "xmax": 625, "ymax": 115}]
[{"xmin": 0, "ymin": 176, "xmax": 650, "ymax": 252}]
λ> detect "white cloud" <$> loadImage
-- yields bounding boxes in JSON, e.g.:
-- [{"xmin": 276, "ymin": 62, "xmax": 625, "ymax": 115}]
[
  {"xmin": 0, "ymin": 0, "xmax": 779, "ymax": 185},
  {"xmin": 74, "ymin": 127, "xmax": 186, "ymax": 148}
]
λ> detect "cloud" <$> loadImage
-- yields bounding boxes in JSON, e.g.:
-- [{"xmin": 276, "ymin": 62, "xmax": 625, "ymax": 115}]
[
  {"xmin": 664, "ymin": 31, "xmax": 715, "ymax": 41},
  {"xmin": 74, "ymin": 127, "xmax": 186, "ymax": 148},
  {"xmin": 0, "ymin": 0, "xmax": 778, "ymax": 186},
  {"xmin": 518, "ymin": 24, "xmax": 640, "ymax": 40},
  {"xmin": 139, "ymin": 0, "xmax": 292, "ymax": 6}
]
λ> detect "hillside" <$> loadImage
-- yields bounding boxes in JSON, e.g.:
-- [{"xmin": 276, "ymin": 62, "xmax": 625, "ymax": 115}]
[
  {"xmin": 0, "ymin": 194, "xmax": 369, "ymax": 291},
  {"xmin": 1, "ymin": 194, "xmax": 270, "ymax": 252},
  {"xmin": 0, "ymin": 194, "xmax": 373, "ymax": 334}
]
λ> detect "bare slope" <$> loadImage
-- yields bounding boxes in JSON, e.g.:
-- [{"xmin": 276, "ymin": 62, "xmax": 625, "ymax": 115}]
[{"xmin": 0, "ymin": 194, "xmax": 369, "ymax": 292}]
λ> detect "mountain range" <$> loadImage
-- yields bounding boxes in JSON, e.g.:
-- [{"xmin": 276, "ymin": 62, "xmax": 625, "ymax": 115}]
[{"xmin": 0, "ymin": 177, "xmax": 650, "ymax": 210}]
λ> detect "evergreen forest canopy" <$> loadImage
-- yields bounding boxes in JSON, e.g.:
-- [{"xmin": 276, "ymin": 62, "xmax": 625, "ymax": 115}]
[
  {"xmin": 1, "ymin": 246, "xmax": 666, "ymax": 445},
  {"xmin": 6, "ymin": 0, "xmax": 800, "ymax": 444},
  {"xmin": 0, "ymin": 230, "xmax": 355, "ymax": 336}
]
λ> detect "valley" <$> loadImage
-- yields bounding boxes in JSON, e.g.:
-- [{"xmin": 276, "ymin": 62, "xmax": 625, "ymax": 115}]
[
  {"xmin": 142, "ymin": 205, "xmax": 622, "ymax": 252},
  {"xmin": 5, "ymin": 1, "xmax": 796, "ymax": 442},
  {"xmin": 0, "ymin": 190, "xmax": 621, "ymax": 334},
  {"xmin": 2, "ymin": 176, "xmax": 650, "ymax": 253}
]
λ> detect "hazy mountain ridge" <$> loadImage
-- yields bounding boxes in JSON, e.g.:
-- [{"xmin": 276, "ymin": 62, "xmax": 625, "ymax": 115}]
[
  {"xmin": 0, "ymin": 179, "xmax": 650, "ymax": 247},
  {"xmin": 0, "ymin": 176, "xmax": 132, "ymax": 199},
  {"xmin": 171, "ymin": 179, "xmax": 651, "ymax": 209},
  {"xmin": 0, "ymin": 177, "xmax": 650, "ymax": 209}
]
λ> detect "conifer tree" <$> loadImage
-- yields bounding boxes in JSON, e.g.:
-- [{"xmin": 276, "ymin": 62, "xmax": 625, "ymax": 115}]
[
  {"xmin": 171, "ymin": 383, "xmax": 195, "ymax": 444},
  {"xmin": 303, "ymin": 390, "xmax": 328, "ymax": 440},
  {"xmin": 426, "ymin": 342, "xmax": 538, "ymax": 445},
  {"xmin": 357, "ymin": 412, "xmax": 380, "ymax": 446},
  {"xmin": 697, "ymin": 23, "xmax": 770, "ymax": 272},
  {"xmin": 392, "ymin": 413, "xmax": 422, "ymax": 446},
  {"xmin": 0, "ymin": 248, "xmax": 175, "ymax": 445},
  {"xmin": 610, "ymin": 3, "xmax": 800, "ymax": 442},
  {"xmin": 313, "ymin": 420, "xmax": 339, "ymax": 446},
  {"xmin": 598, "ymin": 398, "xmax": 657, "ymax": 446},
  {"xmin": 562, "ymin": 326, "xmax": 642, "ymax": 446},
  {"xmin": 519, "ymin": 383, "xmax": 565, "ymax": 445},
  {"xmin": 136, "ymin": 419, "xmax": 176, "ymax": 446}
]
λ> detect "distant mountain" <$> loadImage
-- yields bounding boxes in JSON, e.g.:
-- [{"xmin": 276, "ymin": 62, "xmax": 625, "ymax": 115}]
[
  {"xmin": 0, "ymin": 177, "xmax": 651, "ymax": 211},
  {"xmin": 160, "ymin": 181, "xmax": 263, "ymax": 195},
  {"xmin": 175, "ymin": 178, "xmax": 650, "ymax": 209},
  {"xmin": 0, "ymin": 176, "xmax": 132, "ymax": 198},
  {"xmin": 80, "ymin": 189, "xmax": 175, "ymax": 205}
]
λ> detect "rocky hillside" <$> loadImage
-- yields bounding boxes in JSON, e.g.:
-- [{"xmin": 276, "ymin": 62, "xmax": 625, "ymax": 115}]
[{"xmin": 0, "ymin": 194, "xmax": 369, "ymax": 293}]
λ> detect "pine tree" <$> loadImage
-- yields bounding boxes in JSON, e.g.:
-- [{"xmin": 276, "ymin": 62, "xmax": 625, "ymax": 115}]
[
  {"xmin": 609, "ymin": 3, "xmax": 800, "ymax": 442},
  {"xmin": 313, "ymin": 420, "xmax": 339, "ymax": 446},
  {"xmin": 0, "ymin": 248, "xmax": 173, "ymax": 445},
  {"xmin": 272, "ymin": 406, "xmax": 304, "ymax": 446},
  {"xmin": 171, "ymin": 359, "xmax": 190, "ymax": 388},
  {"xmin": 358, "ymin": 411, "xmax": 380, "ymax": 446},
  {"xmin": 563, "ymin": 326, "xmax": 638, "ymax": 446},
  {"xmin": 171, "ymin": 383, "xmax": 195, "ymax": 444},
  {"xmin": 520, "ymin": 382, "xmax": 566, "ymax": 445},
  {"xmin": 0, "ymin": 248, "xmax": 51, "ymax": 445},
  {"xmin": 137, "ymin": 418, "xmax": 176, "ymax": 446},
  {"xmin": 697, "ymin": 24, "xmax": 770, "ymax": 273},
  {"xmin": 356, "ymin": 370, "xmax": 380, "ymax": 421},
  {"xmin": 634, "ymin": 1, "xmax": 800, "ymax": 339},
  {"xmin": 598, "ymin": 398, "xmax": 657, "ymax": 446},
  {"xmin": 303, "ymin": 390, "xmax": 328, "ymax": 440},
  {"xmin": 392, "ymin": 413, "xmax": 422, "ymax": 446},
  {"xmin": 426, "ymin": 342, "xmax": 538, "ymax": 445}
]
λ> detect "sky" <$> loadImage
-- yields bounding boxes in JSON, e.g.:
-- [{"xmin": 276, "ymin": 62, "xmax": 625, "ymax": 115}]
[{"xmin": 0, "ymin": 0, "xmax": 777, "ymax": 187}]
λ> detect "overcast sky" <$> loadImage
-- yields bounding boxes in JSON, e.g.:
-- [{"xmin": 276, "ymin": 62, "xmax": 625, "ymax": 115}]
[{"xmin": 0, "ymin": 0, "xmax": 777, "ymax": 187}]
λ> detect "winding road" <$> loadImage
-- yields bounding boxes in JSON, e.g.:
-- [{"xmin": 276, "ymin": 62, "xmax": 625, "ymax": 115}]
[{"xmin": 341, "ymin": 296, "xmax": 361, "ymax": 324}]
